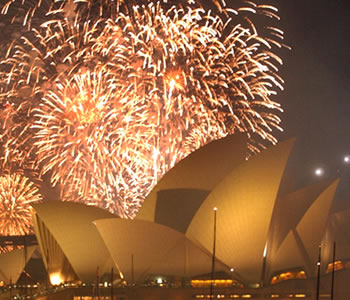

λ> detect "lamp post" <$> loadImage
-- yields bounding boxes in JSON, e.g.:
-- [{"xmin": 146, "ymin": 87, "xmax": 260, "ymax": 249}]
[
  {"xmin": 316, "ymin": 245, "xmax": 321, "ymax": 300},
  {"xmin": 210, "ymin": 207, "xmax": 217, "ymax": 299},
  {"xmin": 330, "ymin": 242, "xmax": 336, "ymax": 300},
  {"xmin": 111, "ymin": 268, "xmax": 114, "ymax": 300}
]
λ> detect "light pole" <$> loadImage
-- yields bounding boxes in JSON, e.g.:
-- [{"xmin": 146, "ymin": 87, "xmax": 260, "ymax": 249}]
[
  {"xmin": 316, "ymin": 245, "xmax": 321, "ymax": 300},
  {"xmin": 330, "ymin": 242, "xmax": 336, "ymax": 300},
  {"xmin": 111, "ymin": 268, "xmax": 114, "ymax": 300},
  {"xmin": 210, "ymin": 207, "xmax": 217, "ymax": 299}
]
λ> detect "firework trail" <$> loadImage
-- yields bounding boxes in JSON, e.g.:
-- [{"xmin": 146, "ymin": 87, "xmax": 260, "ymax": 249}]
[{"xmin": 0, "ymin": 0, "xmax": 287, "ymax": 218}]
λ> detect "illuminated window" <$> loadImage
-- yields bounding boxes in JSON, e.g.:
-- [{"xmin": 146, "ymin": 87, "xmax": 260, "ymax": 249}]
[
  {"xmin": 271, "ymin": 270, "xmax": 306, "ymax": 285},
  {"xmin": 320, "ymin": 294, "xmax": 331, "ymax": 298},
  {"xmin": 326, "ymin": 261, "xmax": 344, "ymax": 273},
  {"xmin": 191, "ymin": 279, "xmax": 238, "ymax": 288},
  {"xmin": 296, "ymin": 271, "xmax": 306, "ymax": 279}
]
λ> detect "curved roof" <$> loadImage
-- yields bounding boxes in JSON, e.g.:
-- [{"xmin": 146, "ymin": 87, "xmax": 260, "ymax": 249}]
[
  {"xmin": 94, "ymin": 218, "xmax": 231, "ymax": 284},
  {"xmin": 32, "ymin": 201, "xmax": 119, "ymax": 283},
  {"xmin": 0, "ymin": 246, "xmax": 36, "ymax": 284},
  {"xmin": 136, "ymin": 134, "xmax": 248, "ymax": 222},
  {"xmin": 186, "ymin": 139, "xmax": 295, "ymax": 283},
  {"xmin": 27, "ymin": 136, "xmax": 343, "ymax": 287},
  {"xmin": 266, "ymin": 179, "xmax": 336, "ymax": 278},
  {"xmin": 270, "ymin": 179, "xmax": 339, "ymax": 277},
  {"xmin": 154, "ymin": 189, "xmax": 210, "ymax": 233}
]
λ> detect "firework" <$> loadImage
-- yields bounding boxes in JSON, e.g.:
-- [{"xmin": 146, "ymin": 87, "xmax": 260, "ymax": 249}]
[
  {"xmin": 0, "ymin": 174, "xmax": 42, "ymax": 236},
  {"xmin": 0, "ymin": 0, "xmax": 287, "ymax": 218},
  {"xmin": 33, "ymin": 70, "xmax": 157, "ymax": 217}
]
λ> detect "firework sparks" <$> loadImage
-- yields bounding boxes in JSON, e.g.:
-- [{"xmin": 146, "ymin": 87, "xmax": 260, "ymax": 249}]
[
  {"xmin": 0, "ymin": 174, "xmax": 42, "ymax": 236},
  {"xmin": 0, "ymin": 0, "xmax": 287, "ymax": 218},
  {"xmin": 33, "ymin": 70, "xmax": 157, "ymax": 217}
]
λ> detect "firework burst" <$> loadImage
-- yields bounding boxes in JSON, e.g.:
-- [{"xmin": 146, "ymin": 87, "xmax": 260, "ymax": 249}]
[
  {"xmin": 0, "ymin": 0, "xmax": 288, "ymax": 218},
  {"xmin": 33, "ymin": 70, "xmax": 156, "ymax": 217},
  {"xmin": 0, "ymin": 174, "xmax": 42, "ymax": 236}
]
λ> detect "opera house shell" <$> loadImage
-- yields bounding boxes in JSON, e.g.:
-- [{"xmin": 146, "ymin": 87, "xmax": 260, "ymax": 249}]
[
  {"xmin": 0, "ymin": 246, "xmax": 37, "ymax": 285},
  {"xmin": 29, "ymin": 134, "xmax": 343, "ymax": 297}
]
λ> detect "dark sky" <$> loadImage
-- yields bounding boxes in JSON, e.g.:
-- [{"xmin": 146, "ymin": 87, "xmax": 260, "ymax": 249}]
[{"xmin": 271, "ymin": 0, "xmax": 350, "ymax": 211}]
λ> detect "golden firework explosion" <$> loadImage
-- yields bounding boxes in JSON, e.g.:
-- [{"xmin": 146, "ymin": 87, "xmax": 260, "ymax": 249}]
[{"xmin": 0, "ymin": 0, "xmax": 287, "ymax": 218}]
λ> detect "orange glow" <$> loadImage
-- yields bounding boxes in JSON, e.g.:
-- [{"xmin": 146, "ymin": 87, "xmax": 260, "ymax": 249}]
[
  {"xmin": 271, "ymin": 270, "xmax": 306, "ymax": 285},
  {"xmin": 326, "ymin": 260, "xmax": 344, "ymax": 273},
  {"xmin": 191, "ymin": 279, "xmax": 236, "ymax": 288},
  {"xmin": 49, "ymin": 272, "xmax": 64, "ymax": 285}
]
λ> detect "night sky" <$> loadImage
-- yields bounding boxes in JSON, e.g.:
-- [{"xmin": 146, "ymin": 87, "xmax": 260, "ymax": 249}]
[{"xmin": 271, "ymin": 0, "xmax": 350, "ymax": 211}]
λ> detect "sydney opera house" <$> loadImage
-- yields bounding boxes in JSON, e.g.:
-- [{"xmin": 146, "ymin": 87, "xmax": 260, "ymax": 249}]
[{"xmin": 0, "ymin": 135, "xmax": 349, "ymax": 300}]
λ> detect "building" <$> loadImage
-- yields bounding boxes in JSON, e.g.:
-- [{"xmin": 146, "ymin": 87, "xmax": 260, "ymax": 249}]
[{"xmin": 8, "ymin": 134, "xmax": 348, "ymax": 299}]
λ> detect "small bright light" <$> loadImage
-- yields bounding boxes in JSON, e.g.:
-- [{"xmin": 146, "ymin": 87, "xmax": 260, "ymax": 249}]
[
  {"xmin": 156, "ymin": 278, "xmax": 163, "ymax": 284},
  {"xmin": 214, "ymin": 207, "xmax": 217, "ymax": 211},
  {"xmin": 314, "ymin": 168, "xmax": 324, "ymax": 177},
  {"xmin": 344, "ymin": 155, "xmax": 350, "ymax": 164},
  {"xmin": 49, "ymin": 273, "xmax": 63, "ymax": 285},
  {"xmin": 263, "ymin": 244, "xmax": 268, "ymax": 258},
  {"xmin": 230, "ymin": 268, "xmax": 234, "ymax": 272},
  {"xmin": 104, "ymin": 281, "xmax": 108, "ymax": 287}
]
